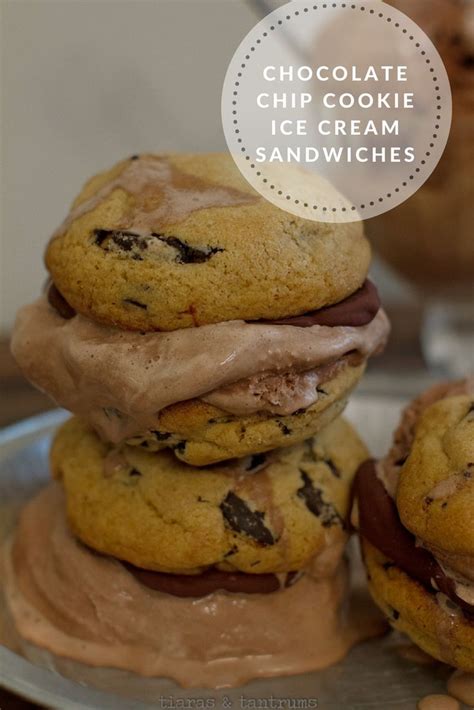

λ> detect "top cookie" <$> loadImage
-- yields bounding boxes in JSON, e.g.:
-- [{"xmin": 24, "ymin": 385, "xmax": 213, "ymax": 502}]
[{"xmin": 45, "ymin": 153, "xmax": 370, "ymax": 331}]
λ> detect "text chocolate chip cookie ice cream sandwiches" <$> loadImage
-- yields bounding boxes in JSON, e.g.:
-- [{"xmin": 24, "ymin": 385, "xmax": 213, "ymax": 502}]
[
  {"xmin": 353, "ymin": 379, "xmax": 474, "ymax": 671},
  {"xmin": 11, "ymin": 153, "xmax": 389, "ymax": 465},
  {"xmin": 3, "ymin": 416, "xmax": 385, "ymax": 687}
]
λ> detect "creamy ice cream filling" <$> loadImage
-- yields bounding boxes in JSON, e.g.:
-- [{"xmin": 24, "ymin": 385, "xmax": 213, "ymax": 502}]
[
  {"xmin": 358, "ymin": 379, "xmax": 474, "ymax": 620},
  {"xmin": 11, "ymin": 296, "xmax": 389, "ymax": 443},
  {"xmin": 201, "ymin": 356, "xmax": 360, "ymax": 416},
  {"xmin": 4, "ymin": 484, "xmax": 385, "ymax": 688}
]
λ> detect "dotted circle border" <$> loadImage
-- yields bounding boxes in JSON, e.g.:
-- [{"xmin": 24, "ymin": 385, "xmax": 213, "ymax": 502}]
[{"xmin": 229, "ymin": 1, "xmax": 447, "ymax": 214}]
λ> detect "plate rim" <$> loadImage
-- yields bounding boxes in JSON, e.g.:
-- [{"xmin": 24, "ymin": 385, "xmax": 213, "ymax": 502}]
[{"xmin": 0, "ymin": 409, "xmax": 68, "ymax": 447}]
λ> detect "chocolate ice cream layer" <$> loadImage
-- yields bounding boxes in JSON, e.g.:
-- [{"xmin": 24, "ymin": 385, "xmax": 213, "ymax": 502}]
[{"xmin": 11, "ymin": 297, "xmax": 389, "ymax": 443}]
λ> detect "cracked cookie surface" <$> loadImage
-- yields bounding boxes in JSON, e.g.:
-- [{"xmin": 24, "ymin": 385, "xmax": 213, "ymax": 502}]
[
  {"xmin": 51, "ymin": 416, "xmax": 367, "ymax": 574},
  {"xmin": 45, "ymin": 153, "xmax": 370, "ymax": 331}
]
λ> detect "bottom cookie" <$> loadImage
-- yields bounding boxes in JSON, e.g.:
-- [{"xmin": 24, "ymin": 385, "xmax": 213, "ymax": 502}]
[
  {"xmin": 4, "ymin": 484, "xmax": 384, "ymax": 689},
  {"xmin": 126, "ymin": 359, "xmax": 365, "ymax": 465},
  {"xmin": 51, "ymin": 416, "xmax": 368, "ymax": 574}
]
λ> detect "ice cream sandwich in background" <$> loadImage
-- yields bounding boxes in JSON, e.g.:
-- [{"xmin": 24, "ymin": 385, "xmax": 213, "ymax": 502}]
[{"xmin": 353, "ymin": 379, "xmax": 474, "ymax": 671}]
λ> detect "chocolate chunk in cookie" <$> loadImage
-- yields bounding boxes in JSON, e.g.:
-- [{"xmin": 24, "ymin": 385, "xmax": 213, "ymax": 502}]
[
  {"xmin": 220, "ymin": 492, "xmax": 275, "ymax": 546},
  {"xmin": 153, "ymin": 234, "xmax": 224, "ymax": 264},
  {"xmin": 297, "ymin": 471, "xmax": 344, "ymax": 528}
]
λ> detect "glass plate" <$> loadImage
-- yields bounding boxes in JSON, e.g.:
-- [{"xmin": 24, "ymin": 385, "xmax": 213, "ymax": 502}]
[{"xmin": 0, "ymin": 400, "xmax": 462, "ymax": 709}]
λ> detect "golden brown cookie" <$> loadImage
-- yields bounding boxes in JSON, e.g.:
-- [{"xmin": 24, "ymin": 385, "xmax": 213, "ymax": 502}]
[
  {"xmin": 45, "ymin": 153, "xmax": 370, "ymax": 331},
  {"xmin": 51, "ymin": 416, "xmax": 368, "ymax": 575},
  {"xmin": 127, "ymin": 358, "xmax": 365, "ymax": 465}
]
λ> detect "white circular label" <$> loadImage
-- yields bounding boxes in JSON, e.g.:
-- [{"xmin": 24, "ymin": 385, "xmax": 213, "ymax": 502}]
[{"xmin": 222, "ymin": 0, "xmax": 452, "ymax": 223}]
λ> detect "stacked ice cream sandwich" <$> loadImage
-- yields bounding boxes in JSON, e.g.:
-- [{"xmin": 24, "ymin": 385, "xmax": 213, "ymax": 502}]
[{"xmin": 7, "ymin": 153, "xmax": 389, "ymax": 687}]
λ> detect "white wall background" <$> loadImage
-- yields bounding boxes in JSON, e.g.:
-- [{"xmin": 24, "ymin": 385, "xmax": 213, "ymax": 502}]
[{"xmin": 1, "ymin": 0, "xmax": 407, "ymax": 333}]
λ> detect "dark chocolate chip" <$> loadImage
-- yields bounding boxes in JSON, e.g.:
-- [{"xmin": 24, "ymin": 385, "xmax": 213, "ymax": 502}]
[
  {"xmin": 391, "ymin": 608, "xmax": 400, "ymax": 621},
  {"xmin": 297, "ymin": 471, "xmax": 344, "ymax": 528},
  {"xmin": 277, "ymin": 421, "xmax": 292, "ymax": 436},
  {"xmin": 423, "ymin": 496, "xmax": 434, "ymax": 509},
  {"xmin": 220, "ymin": 492, "xmax": 275, "ymax": 546},
  {"xmin": 93, "ymin": 229, "xmax": 109, "ymax": 246},
  {"xmin": 130, "ymin": 154, "xmax": 140, "ymax": 160},
  {"xmin": 129, "ymin": 468, "xmax": 142, "ymax": 477},
  {"xmin": 93, "ymin": 229, "xmax": 146, "ymax": 258},
  {"xmin": 93, "ymin": 229, "xmax": 224, "ymax": 265},
  {"xmin": 152, "ymin": 233, "xmax": 224, "ymax": 264},
  {"xmin": 292, "ymin": 408, "xmax": 307, "ymax": 416},
  {"xmin": 110, "ymin": 233, "xmax": 137, "ymax": 252},
  {"xmin": 123, "ymin": 298, "xmax": 147, "ymax": 310},
  {"xmin": 173, "ymin": 441, "xmax": 186, "ymax": 453}
]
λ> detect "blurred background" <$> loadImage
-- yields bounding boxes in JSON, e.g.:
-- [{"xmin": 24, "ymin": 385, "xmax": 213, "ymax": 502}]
[{"xmin": 1, "ymin": 0, "xmax": 473, "ymax": 428}]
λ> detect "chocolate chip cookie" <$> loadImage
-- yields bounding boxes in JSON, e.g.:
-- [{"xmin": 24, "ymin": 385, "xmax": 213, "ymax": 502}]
[
  {"xmin": 52, "ymin": 415, "xmax": 368, "ymax": 575},
  {"xmin": 127, "ymin": 356, "xmax": 365, "ymax": 465},
  {"xmin": 353, "ymin": 379, "xmax": 474, "ymax": 670},
  {"xmin": 45, "ymin": 153, "xmax": 370, "ymax": 331}
]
